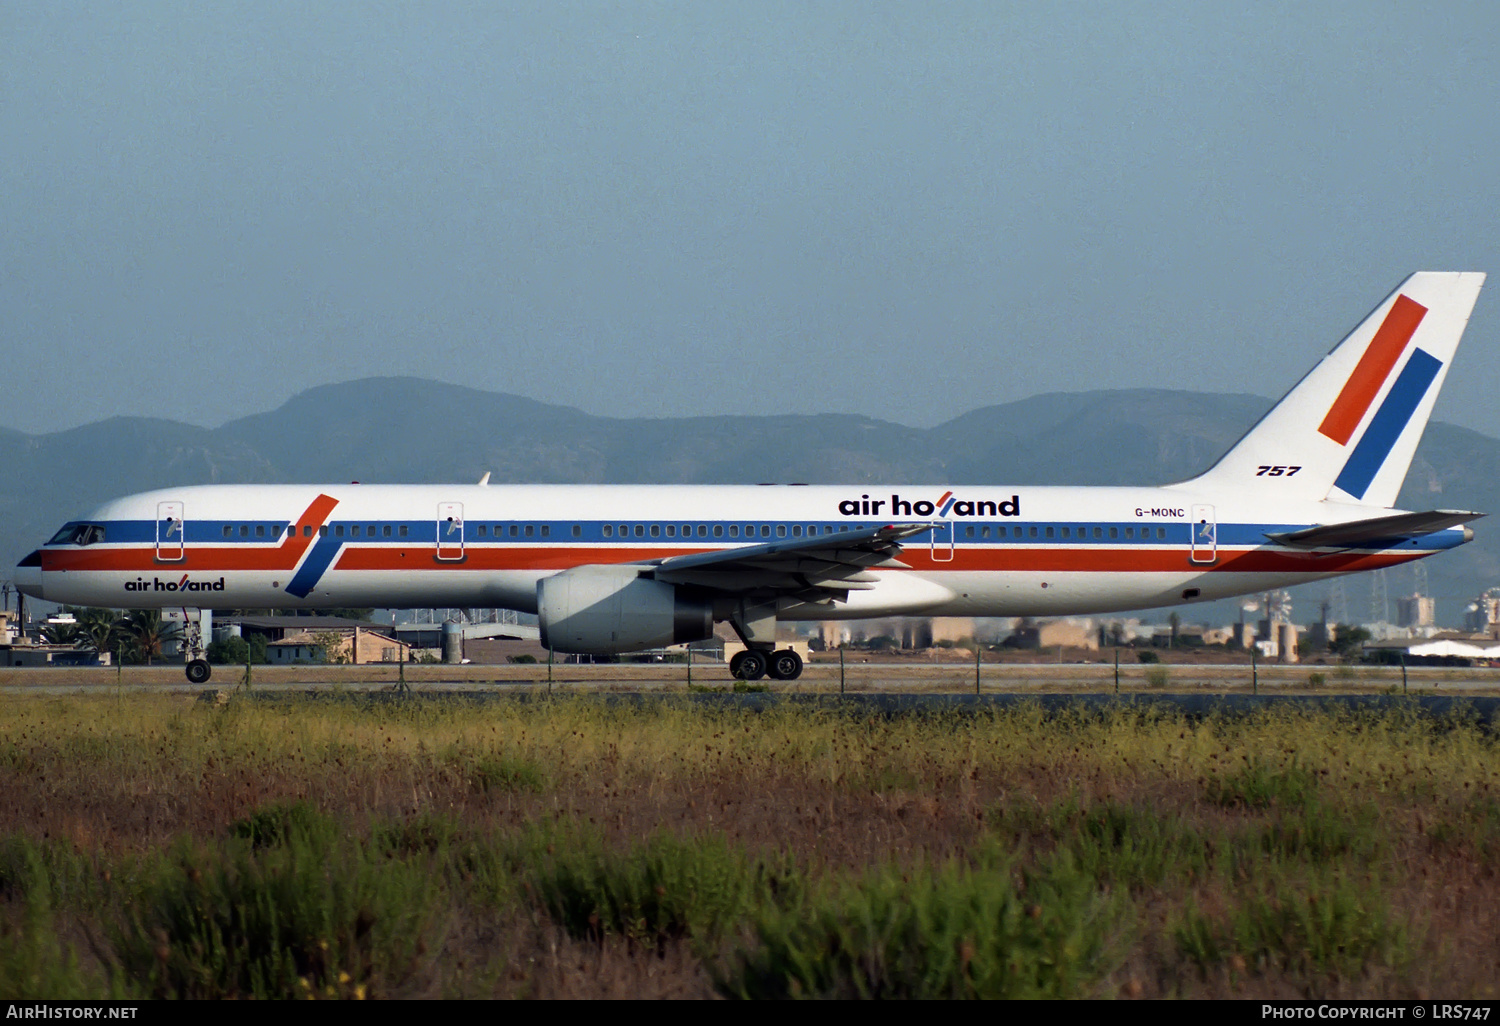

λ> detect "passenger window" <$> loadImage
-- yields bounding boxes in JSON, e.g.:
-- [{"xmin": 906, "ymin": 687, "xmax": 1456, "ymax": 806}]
[
  {"xmin": 399, "ymin": 525, "xmax": 408, "ymax": 538},
  {"xmin": 1029, "ymin": 526, "xmax": 1038, "ymax": 538},
  {"xmin": 792, "ymin": 525, "xmax": 802, "ymax": 537},
  {"xmin": 1109, "ymin": 527, "xmax": 1118, "ymax": 539},
  {"xmin": 1045, "ymin": 526, "xmax": 1054, "ymax": 539},
  {"xmin": 303, "ymin": 525, "xmax": 312, "ymax": 537},
  {"xmin": 319, "ymin": 526, "xmax": 329, "ymax": 538},
  {"xmin": 729, "ymin": 525, "xmax": 739, "ymax": 538},
  {"xmin": 1157, "ymin": 527, "xmax": 1166, "ymax": 540},
  {"xmin": 761, "ymin": 525, "xmax": 771, "ymax": 538},
  {"xmin": 776, "ymin": 525, "xmax": 786, "ymax": 538},
  {"xmin": 572, "ymin": 525, "xmax": 582, "ymax": 538},
  {"xmin": 619, "ymin": 525, "xmax": 628, "ymax": 537},
  {"xmin": 525, "ymin": 525, "xmax": 534, "ymax": 537},
  {"xmin": 649, "ymin": 525, "xmax": 659, "ymax": 538},
  {"xmin": 335, "ymin": 526, "xmax": 344, "ymax": 538},
  {"xmin": 810, "ymin": 525, "xmax": 819, "ymax": 536},
  {"xmin": 223, "ymin": 526, "xmax": 232, "ymax": 538},
  {"xmin": 240, "ymin": 525, "xmax": 249, "ymax": 537},
  {"xmin": 541, "ymin": 525, "xmax": 550, "ymax": 537},
  {"xmin": 666, "ymin": 525, "xmax": 676, "ymax": 537},
  {"xmin": 697, "ymin": 525, "xmax": 707, "ymax": 537},
  {"xmin": 603, "ymin": 525, "xmax": 613, "ymax": 538},
  {"xmin": 713, "ymin": 525, "xmax": 724, "ymax": 538},
  {"xmin": 1094, "ymin": 527, "xmax": 1103, "ymax": 539},
  {"xmin": 477, "ymin": 525, "xmax": 487, "ymax": 537},
  {"xmin": 634, "ymin": 525, "xmax": 644, "ymax": 538},
  {"xmin": 682, "ymin": 524, "xmax": 691, "ymax": 536},
  {"xmin": 981, "ymin": 526, "xmax": 990, "ymax": 538},
  {"xmin": 384, "ymin": 525, "xmax": 392, "ymax": 538},
  {"xmin": 1125, "ymin": 527, "xmax": 1134, "ymax": 539},
  {"xmin": 368, "ymin": 525, "xmax": 375, "ymax": 536},
  {"xmin": 1061, "ymin": 527, "xmax": 1070, "ymax": 539}
]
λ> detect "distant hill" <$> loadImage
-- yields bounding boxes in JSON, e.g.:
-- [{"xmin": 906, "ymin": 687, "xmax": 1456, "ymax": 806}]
[{"xmin": 4, "ymin": 377, "xmax": 1497, "ymax": 623}]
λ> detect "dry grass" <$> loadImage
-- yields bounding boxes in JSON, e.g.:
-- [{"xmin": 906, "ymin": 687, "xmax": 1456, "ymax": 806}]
[{"xmin": 1, "ymin": 693, "xmax": 1498, "ymax": 998}]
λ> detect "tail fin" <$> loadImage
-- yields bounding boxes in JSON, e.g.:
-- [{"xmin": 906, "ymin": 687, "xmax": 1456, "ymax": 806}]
[{"xmin": 1179, "ymin": 271, "xmax": 1485, "ymax": 507}]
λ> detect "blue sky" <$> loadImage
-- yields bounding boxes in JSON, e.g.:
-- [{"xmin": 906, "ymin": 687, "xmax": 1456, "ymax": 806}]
[{"xmin": 4, "ymin": 2, "xmax": 1498, "ymax": 435}]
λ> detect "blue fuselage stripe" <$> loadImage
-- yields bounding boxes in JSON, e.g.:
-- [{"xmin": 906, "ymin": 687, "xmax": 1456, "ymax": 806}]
[{"xmin": 285, "ymin": 537, "xmax": 344, "ymax": 598}]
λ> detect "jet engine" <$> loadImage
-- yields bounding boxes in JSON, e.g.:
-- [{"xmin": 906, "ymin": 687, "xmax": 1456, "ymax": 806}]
[{"xmin": 537, "ymin": 565, "xmax": 713, "ymax": 654}]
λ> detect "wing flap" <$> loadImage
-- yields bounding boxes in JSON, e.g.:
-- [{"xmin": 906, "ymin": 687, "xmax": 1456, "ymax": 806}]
[{"xmin": 649, "ymin": 522, "xmax": 930, "ymax": 594}]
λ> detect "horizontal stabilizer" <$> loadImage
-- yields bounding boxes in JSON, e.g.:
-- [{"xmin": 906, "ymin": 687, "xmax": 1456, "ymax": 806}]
[{"xmin": 1266, "ymin": 510, "xmax": 1483, "ymax": 550}]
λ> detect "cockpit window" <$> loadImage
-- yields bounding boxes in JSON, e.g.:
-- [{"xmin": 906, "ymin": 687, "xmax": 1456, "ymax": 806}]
[{"xmin": 47, "ymin": 523, "xmax": 105, "ymax": 546}]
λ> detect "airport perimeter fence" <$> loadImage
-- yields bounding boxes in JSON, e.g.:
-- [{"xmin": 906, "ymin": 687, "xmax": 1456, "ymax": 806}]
[{"xmin": 3, "ymin": 652, "xmax": 1499, "ymax": 696}]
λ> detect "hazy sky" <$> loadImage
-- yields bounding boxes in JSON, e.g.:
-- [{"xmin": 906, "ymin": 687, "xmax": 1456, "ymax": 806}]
[{"xmin": 5, "ymin": 2, "xmax": 1499, "ymax": 436}]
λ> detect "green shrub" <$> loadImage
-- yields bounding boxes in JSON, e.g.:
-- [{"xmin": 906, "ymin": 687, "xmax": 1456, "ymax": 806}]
[
  {"xmin": 1176, "ymin": 875, "xmax": 1410, "ymax": 979},
  {"xmin": 470, "ymin": 754, "xmax": 545, "ymax": 794},
  {"xmin": 116, "ymin": 817, "xmax": 442, "ymax": 998},
  {"xmin": 1144, "ymin": 667, "xmax": 1170, "ymax": 688},
  {"xmin": 1136, "ymin": 650, "xmax": 1160, "ymax": 664},
  {"xmin": 228, "ymin": 801, "xmax": 336, "ymax": 850},
  {"xmin": 1206, "ymin": 760, "xmax": 1318, "ymax": 810},
  {"xmin": 1047, "ymin": 800, "xmax": 1212, "ymax": 890},
  {"xmin": 719, "ymin": 856, "xmax": 1125, "ymax": 999},
  {"xmin": 526, "ymin": 827, "xmax": 773, "ymax": 948}
]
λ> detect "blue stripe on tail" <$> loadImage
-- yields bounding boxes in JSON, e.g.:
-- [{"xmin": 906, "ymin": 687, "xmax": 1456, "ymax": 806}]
[{"xmin": 1334, "ymin": 348, "xmax": 1442, "ymax": 500}]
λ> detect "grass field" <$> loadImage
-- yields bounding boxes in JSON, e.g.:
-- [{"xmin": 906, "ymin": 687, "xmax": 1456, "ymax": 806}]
[{"xmin": 1, "ymin": 692, "xmax": 1498, "ymax": 998}]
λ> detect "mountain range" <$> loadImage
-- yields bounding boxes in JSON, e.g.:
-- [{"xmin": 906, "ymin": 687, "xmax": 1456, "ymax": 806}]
[{"xmin": 4, "ymin": 377, "xmax": 1498, "ymax": 624}]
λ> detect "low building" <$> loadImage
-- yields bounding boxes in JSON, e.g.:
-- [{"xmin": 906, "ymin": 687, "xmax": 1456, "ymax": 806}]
[
  {"xmin": 1007, "ymin": 619, "xmax": 1099, "ymax": 651},
  {"xmin": 1364, "ymin": 634, "xmax": 1500, "ymax": 665},
  {"xmin": 266, "ymin": 628, "xmax": 410, "ymax": 665}
]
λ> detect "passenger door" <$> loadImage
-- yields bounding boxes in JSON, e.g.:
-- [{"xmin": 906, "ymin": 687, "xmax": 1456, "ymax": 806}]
[
  {"xmin": 1189, "ymin": 504, "xmax": 1217, "ymax": 565},
  {"xmin": 436, "ymin": 502, "xmax": 465, "ymax": 561},
  {"xmin": 156, "ymin": 501, "xmax": 185, "ymax": 562}
]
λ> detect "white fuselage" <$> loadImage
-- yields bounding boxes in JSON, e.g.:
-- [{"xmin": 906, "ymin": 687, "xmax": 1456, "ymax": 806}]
[{"xmin": 15, "ymin": 482, "xmax": 1464, "ymax": 619}]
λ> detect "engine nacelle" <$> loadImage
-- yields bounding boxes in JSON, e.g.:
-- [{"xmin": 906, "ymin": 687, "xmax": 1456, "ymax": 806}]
[{"xmin": 537, "ymin": 565, "xmax": 713, "ymax": 654}]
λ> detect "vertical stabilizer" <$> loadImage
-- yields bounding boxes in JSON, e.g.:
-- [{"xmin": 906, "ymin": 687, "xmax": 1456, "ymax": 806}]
[{"xmin": 1178, "ymin": 272, "xmax": 1484, "ymax": 507}]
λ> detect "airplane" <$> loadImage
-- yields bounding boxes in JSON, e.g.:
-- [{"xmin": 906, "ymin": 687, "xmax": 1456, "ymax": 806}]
[{"xmin": 11, "ymin": 271, "xmax": 1487, "ymax": 685}]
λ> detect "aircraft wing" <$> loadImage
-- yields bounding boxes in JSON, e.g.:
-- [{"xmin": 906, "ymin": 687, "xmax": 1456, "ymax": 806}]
[
  {"xmin": 648, "ymin": 522, "xmax": 932, "ymax": 599},
  {"xmin": 1265, "ymin": 509, "xmax": 1484, "ymax": 550}
]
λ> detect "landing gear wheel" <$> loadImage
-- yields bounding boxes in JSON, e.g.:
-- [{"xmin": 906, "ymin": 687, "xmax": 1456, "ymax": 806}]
[
  {"xmin": 766, "ymin": 649, "xmax": 803, "ymax": 681},
  {"xmin": 732, "ymin": 650, "xmax": 767, "ymax": 681},
  {"xmin": 185, "ymin": 659, "xmax": 212, "ymax": 685}
]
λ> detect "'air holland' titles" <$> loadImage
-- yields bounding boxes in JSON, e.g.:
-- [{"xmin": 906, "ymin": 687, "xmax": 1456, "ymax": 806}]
[
  {"xmin": 837, "ymin": 492, "xmax": 1021, "ymax": 518},
  {"xmin": 123, "ymin": 576, "xmax": 226, "ymax": 593}
]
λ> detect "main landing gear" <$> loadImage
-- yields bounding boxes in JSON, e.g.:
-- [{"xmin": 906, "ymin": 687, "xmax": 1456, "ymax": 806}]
[{"xmin": 729, "ymin": 648, "xmax": 803, "ymax": 681}]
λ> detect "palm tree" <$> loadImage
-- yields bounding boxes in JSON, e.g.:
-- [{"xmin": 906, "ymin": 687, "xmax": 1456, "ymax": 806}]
[
  {"xmin": 119, "ymin": 610, "xmax": 179, "ymax": 666},
  {"xmin": 74, "ymin": 607, "xmax": 123, "ymax": 659},
  {"xmin": 38, "ymin": 619, "xmax": 82, "ymax": 647}
]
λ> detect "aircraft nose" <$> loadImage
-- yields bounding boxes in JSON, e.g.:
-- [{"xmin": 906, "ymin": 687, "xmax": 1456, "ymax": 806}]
[{"xmin": 13, "ymin": 550, "xmax": 43, "ymax": 600}]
